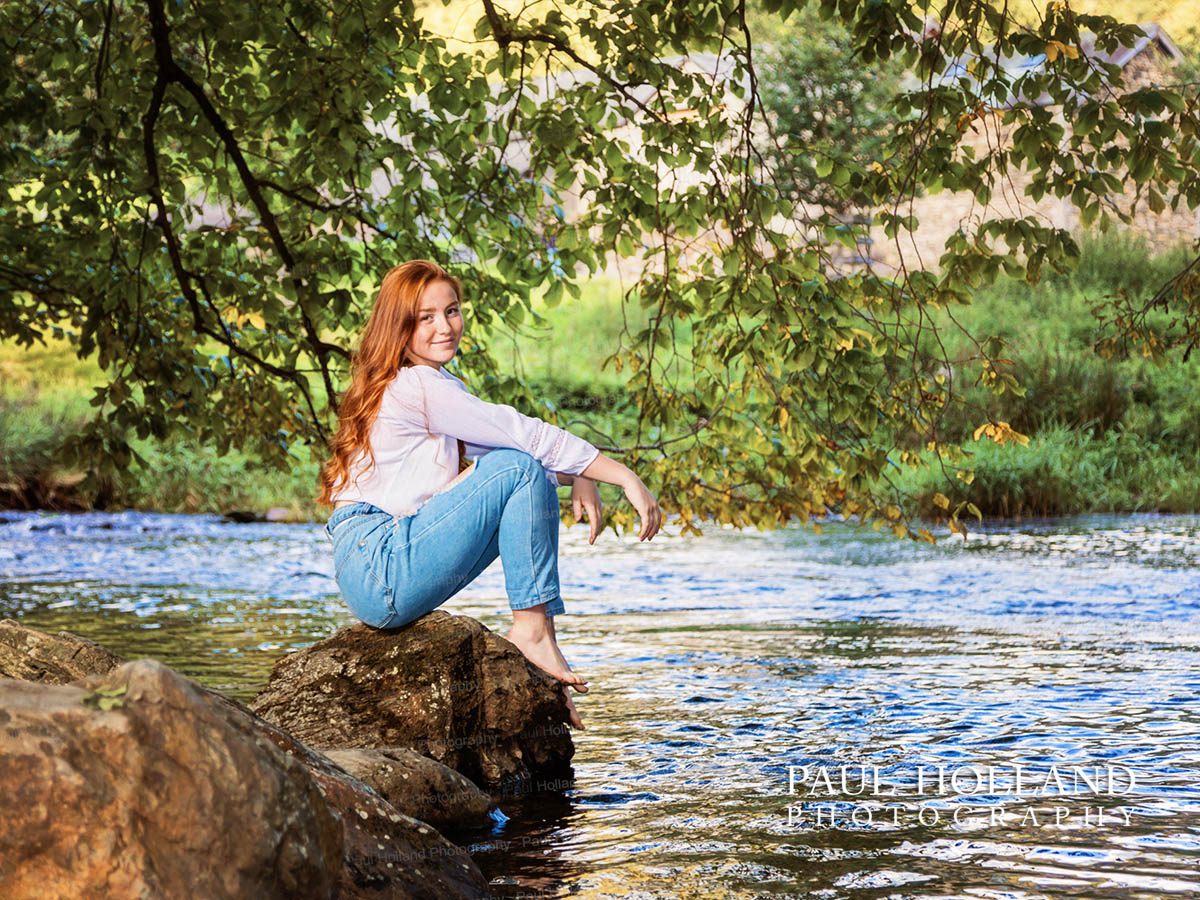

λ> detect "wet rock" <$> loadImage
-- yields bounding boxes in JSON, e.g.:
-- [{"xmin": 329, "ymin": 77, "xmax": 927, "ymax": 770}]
[
  {"xmin": 0, "ymin": 618, "xmax": 124, "ymax": 683},
  {"xmin": 200, "ymin": 688, "xmax": 491, "ymax": 899},
  {"xmin": 0, "ymin": 622, "xmax": 492, "ymax": 898},
  {"xmin": 223, "ymin": 509, "xmax": 264, "ymax": 523},
  {"xmin": 324, "ymin": 747, "xmax": 495, "ymax": 831},
  {"xmin": 0, "ymin": 659, "xmax": 343, "ymax": 900},
  {"xmin": 250, "ymin": 610, "xmax": 575, "ymax": 794}
]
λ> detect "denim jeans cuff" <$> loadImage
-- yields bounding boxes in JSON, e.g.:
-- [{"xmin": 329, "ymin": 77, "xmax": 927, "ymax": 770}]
[{"xmin": 510, "ymin": 595, "xmax": 564, "ymax": 617}]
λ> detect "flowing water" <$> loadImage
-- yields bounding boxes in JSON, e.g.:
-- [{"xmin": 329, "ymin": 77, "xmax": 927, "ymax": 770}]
[{"xmin": 2, "ymin": 509, "xmax": 1198, "ymax": 899}]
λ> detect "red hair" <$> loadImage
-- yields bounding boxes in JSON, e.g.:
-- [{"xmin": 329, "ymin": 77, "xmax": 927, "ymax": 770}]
[{"xmin": 316, "ymin": 260, "xmax": 468, "ymax": 508}]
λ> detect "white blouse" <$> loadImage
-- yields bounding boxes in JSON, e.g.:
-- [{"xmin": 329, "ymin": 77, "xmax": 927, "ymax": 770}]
[{"xmin": 330, "ymin": 362, "xmax": 602, "ymax": 518}]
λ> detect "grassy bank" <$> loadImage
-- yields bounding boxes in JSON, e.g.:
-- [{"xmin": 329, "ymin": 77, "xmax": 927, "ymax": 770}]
[
  {"xmin": 892, "ymin": 426, "xmax": 1200, "ymax": 520},
  {"xmin": 888, "ymin": 230, "xmax": 1200, "ymax": 520},
  {"xmin": 4, "ymin": 232, "xmax": 1199, "ymax": 523}
]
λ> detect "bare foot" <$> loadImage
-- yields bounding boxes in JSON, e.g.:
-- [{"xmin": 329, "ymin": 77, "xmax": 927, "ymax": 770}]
[{"xmin": 504, "ymin": 627, "xmax": 589, "ymax": 694}]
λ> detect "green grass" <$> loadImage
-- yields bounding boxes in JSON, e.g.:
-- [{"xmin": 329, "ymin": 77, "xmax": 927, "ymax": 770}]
[
  {"xmin": 890, "ymin": 230, "xmax": 1200, "ymax": 518},
  {"xmin": 892, "ymin": 425, "xmax": 1200, "ymax": 519}
]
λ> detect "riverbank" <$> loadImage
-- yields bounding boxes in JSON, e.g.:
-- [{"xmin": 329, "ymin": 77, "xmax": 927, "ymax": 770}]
[{"xmin": 4, "ymin": 233, "xmax": 1198, "ymax": 522}]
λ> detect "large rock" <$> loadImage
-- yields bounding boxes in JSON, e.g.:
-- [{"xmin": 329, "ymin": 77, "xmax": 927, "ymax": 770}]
[
  {"xmin": 199, "ymin": 688, "xmax": 492, "ymax": 898},
  {"xmin": 250, "ymin": 611, "xmax": 575, "ymax": 793},
  {"xmin": 0, "ymin": 658, "xmax": 491, "ymax": 900},
  {"xmin": 0, "ymin": 618, "xmax": 123, "ymax": 683},
  {"xmin": 324, "ymin": 748, "xmax": 494, "ymax": 831},
  {"xmin": 0, "ymin": 659, "xmax": 342, "ymax": 900}
]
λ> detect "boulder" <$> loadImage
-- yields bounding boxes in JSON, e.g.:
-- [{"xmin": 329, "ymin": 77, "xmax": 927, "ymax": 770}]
[
  {"xmin": 0, "ymin": 658, "xmax": 491, "ymax": 900},
  {"xmin": 250, "ymin": 611, "xmax": 575, "ymax": 794},
  {"xmin": 0, "ymin": 659, "xmax": 342, "ymax": 900},
  {"xmin": 196, "ymin": 687, "xmax": 491, "ymax": 898},
  {"xmin": 0, "ymin": 618, "xmax": 123, "ymax": 683},
  {"xmin": 324, "ymin": 747, "xmax": 495, "ymax": 831}
]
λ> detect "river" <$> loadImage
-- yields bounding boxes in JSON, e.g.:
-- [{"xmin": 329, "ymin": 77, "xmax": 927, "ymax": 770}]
[{"xmin": 2, "ymin": 510, "xmax": 1198, "ymax": 899}]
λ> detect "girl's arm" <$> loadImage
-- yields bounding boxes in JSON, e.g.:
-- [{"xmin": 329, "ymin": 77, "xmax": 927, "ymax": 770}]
[
  {"xmin": 399, "ymin": 365, "xmax": 599, "ymax": 480},
  {"xmin": 575, "ymin": 451, "xmax": 662, "ymax": 542},
  {"xmin": 554, "ymin": 453, "xmax": 644, "ymax": 489}
]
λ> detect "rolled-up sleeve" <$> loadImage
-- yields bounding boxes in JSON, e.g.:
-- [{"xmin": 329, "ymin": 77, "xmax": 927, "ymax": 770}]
[{"xmin": 408, "ymin": 367, "xmax": 601, "ymax": 480}]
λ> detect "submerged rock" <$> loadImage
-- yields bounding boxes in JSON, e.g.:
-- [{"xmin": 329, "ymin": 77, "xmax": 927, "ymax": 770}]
[
  {"xmin": 250, "ymin": 610, "xmax": 575, "ymax": 794},
  {"xmin": 0, "ymin": 617, "xmax": 124, "ymax": 683},
  {"xmin": 324, "ymin": 747, "xmax": 495, "ymax": 831}
]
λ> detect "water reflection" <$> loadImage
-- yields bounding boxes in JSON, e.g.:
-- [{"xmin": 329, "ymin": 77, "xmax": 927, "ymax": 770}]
[{"xmin": 2, "ymin": 510, "xmax": 1199, "ymax": 897}]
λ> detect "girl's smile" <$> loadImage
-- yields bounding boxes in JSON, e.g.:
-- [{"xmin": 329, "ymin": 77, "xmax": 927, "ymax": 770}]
[{"xmin": 406, "ymin": 280, "xmax": 463, "ymax": 369}]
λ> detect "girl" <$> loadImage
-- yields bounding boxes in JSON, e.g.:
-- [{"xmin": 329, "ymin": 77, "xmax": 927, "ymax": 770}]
[{"xmin": 317, "ymin": 260, "xmax": 662, "ymax": 730}]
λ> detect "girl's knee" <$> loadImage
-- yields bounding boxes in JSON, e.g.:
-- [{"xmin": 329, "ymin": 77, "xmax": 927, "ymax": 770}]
[{"xmin": 478, "ymin": 447, "xmax": 542, "ymax": 475}]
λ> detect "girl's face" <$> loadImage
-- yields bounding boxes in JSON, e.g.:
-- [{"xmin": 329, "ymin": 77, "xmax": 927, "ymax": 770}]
[{"xmin": 406, "ymin": 279, "xmax": 463, "ymax": 370}]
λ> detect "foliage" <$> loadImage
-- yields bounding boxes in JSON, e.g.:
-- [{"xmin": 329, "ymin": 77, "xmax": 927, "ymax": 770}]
[
  {"xmin": 3, "ymin": 0, "xmax": 1200, "ymax": 542},
  {"xmin": 5, "ymin": 243, "xmax": 1200, "ymax": 521},
  {"xmin": 758, "ymin": 7, "xmax": 907, "ymax": 213}
]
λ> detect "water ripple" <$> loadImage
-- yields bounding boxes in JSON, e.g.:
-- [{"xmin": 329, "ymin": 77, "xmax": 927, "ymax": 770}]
[{"xmin": 2, "ymin": 510, "xmax": 1199, "ymax": 898}]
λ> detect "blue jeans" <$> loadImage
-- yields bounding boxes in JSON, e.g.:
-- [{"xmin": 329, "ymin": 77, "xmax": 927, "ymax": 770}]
[{"xmin": 324, "ymin": 448, "xmax": 565, "ymax": 629}]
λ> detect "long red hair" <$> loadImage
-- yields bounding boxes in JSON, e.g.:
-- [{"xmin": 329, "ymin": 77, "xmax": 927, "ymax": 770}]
[{"xmin": 316, "ymin": 260, "xmax": 468, "ymax": 507}]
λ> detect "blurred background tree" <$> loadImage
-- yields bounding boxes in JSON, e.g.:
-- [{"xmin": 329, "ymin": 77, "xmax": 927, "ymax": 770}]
[{"xmin": 757, "ymin": 6, "xmax": 906, "ymax": 215}]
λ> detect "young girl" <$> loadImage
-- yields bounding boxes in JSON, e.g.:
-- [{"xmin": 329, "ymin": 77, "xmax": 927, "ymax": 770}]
[{"xmin": 317, "ymin": 260, "xmax": 662, "ymax": 730}]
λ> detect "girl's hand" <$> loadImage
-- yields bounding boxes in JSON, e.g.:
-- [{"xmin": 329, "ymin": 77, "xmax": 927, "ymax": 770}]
[
  {"xmin": 623, "ymin": 478, "xmax": 662, "ymax": 542},
  {"xmin": 571, "ymin": 476, "xmax": 603, "ymax": 544}
]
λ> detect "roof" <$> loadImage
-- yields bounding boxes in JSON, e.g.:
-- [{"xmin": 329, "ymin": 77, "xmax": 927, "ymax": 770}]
[{"xmin": 899, "ymin": 21, "xmax": 1184, "ymax": 108}]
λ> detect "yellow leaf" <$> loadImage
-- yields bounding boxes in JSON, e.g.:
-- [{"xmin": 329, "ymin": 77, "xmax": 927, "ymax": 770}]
[
  {"xmin": 972, "ymin": 420, "xmax": 1030, "ymax": 447},
  {"xmin": 933, "ymin": 492, "xmax": 950, "ymax": 510},
  {"xmin": 1044, "ymin": 41, "xmax": 1061, "ymax": 63}
]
